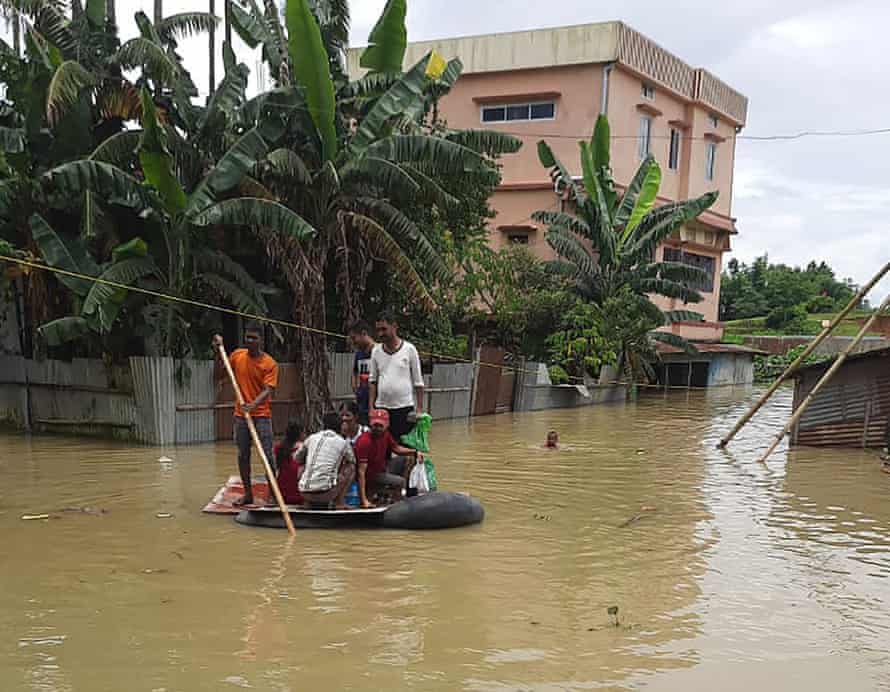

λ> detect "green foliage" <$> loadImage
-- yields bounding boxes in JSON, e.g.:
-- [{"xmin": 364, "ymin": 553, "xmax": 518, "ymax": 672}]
[
  {"xmin": 765, "ymin": 304, "xmax": 813, "ymax": 334},
  {"xmin": 285, "ymin": 0, "xmax": 337, "ymax": 161},
  {"xmin": 360, "ymin": 0, "xmax": 407, "ymax": 73},
  {"xmin": 721, "ymin": 255, "xmax": 857, "ymax": 322},
  {"xmin": 754, "ymin": 344, "xmax": 826, "ymax": 383},
  {"xmin": 548, "ymin": 364, "xmax": 569, "ymax": 385},
  {"xmin": 535, "ymin": 114, "xmax": 717, "ymax": 382},
  {"xmin": 138, "ymin": 90, "xmax": 187, "ymax": 215},
  {"xmin": 546, "ymin": 301, "xmax": 616, "ymax": 381}
]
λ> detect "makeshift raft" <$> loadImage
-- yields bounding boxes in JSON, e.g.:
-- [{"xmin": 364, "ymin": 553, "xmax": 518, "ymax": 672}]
[{"xmin": 203, "ymin": 476, "xmax": 485, "ymax": 530}]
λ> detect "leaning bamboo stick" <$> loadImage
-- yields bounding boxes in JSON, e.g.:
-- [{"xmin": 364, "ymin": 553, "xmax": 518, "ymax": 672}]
[
  {"xmin": 718, "ymin": 261, "xmax": 890, "ymax": 448},
  {"xmin": 757, "ymin": 293, "xmax": 890, "ymax": 464},
  {"xmin": 216, "ymin": 343, "xmax": 296, "ymax": 536}
]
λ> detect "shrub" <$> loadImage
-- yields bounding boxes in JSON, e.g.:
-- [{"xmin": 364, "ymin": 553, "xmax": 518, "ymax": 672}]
[
  {"xmin": 548, "ymin": 364, "xmax": 570, "ymax": 385},
  {"xmin": 765, "ymin": 304, "xmax": 810, "ymax": 333}
]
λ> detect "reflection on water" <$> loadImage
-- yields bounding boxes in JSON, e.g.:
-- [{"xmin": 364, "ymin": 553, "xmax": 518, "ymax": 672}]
[{"xmin": 1, "ymin": 386, "xmax": 889, "ymax": 691}]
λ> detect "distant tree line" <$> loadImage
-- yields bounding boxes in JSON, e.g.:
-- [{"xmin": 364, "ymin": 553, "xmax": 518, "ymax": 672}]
[{"xmin": 720, "ymin": 256, "xmax": 859, "ymax": 331}]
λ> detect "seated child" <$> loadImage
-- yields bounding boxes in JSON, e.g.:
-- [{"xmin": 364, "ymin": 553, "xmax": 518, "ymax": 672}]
[{"xmin": 273, "ymin": 420, "xmax": 306, "ymax": 505}]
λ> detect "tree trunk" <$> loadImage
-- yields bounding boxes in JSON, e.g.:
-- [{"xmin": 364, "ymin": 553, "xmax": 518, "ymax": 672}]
[
  {"xmin": 208, "ymin": 0, "xmax": 216, "ymax": 94},
  {"xmin": 12, "ymin": 14, "xmax": 20, "ymax": 56},
  {"xmin": 154, "ymin": 0, "xmax": 162, "ymax": 25},
  {"xmin": 335, "ymin": 217, "xmax": 361, "ymax": 332},
  {"xmin": 297, "ymin": 274, "xmax": 331, "ymax": 428},
  {"xmin": 224, "ymin": 0, "xmax": 232, "ymax": 47},
  {"xmin": 106, "ymin": 0, "xmax": 116, "ymax": 27},
  {"xmin": 253, "ymin": 226, "xmax": 332, "ymax": 427}
]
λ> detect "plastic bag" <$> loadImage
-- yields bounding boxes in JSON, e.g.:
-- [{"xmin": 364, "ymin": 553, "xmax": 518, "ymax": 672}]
[
  {"xmin": 424, "ymin": 458, "xmax": 438, "ymax": 492},
  {"xmin": 409, "ymin": 460, "xmax": 431, "ymax": 494},
  {"xmin": 400, "ymin": 413, "xmax": 432, "ymax": 453}
]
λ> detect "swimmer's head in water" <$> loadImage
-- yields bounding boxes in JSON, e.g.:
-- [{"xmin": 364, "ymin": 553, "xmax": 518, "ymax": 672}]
[{"xmin": 546, "ymin": 430, "xmax": 559, "ymax": 448}]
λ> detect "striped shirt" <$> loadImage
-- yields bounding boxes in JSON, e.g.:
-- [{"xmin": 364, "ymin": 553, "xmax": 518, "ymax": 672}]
[{"xmin": 296, "ymin": 430, "xmax": 355, "ymax": 493}]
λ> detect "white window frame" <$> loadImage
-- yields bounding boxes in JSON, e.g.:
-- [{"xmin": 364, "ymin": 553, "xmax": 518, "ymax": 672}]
[
  {"xmin": 641, "ymin": 82, "xmax": 656, "ymax": 100},
  {"xmin": 638, "ymin": 116, "xmax": 652, "ymax": 159},
  {"xmin": 707, "ymin": 113, "xmax": 719, "ymax": 128},
  {"xmin": 480, "ymin": 101, "xmax": 557, "ymax": 124},
  {"xmin": 668, "ymin": 128, "xmax": 681, "ymax": 171},
  {"xmin": 705, "ymin": 141, "xmax": 717, "ymax": 181}
]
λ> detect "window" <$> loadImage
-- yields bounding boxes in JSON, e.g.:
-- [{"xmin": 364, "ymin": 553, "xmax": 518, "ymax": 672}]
[
  {"xmin": 637, "ymin": 116, "xmax": 652, "ymax": 159},
  {"xmin": 641, "ymin": 82, "xmax": 656, "ymax": 100},
  {"xmin": 663, "ymin": 247, "xmax": 682, "ymax": 263},
  {"xmin": 530, "ymin": 102, "xmax": 556, "ymax": 119},
  {"xmin": 663, "ymin": 248, "xmax": 716, "ymax": 293},
  {"xmin": 506, "ymin": 104, "xmax": 529, "ymax": 121},
  {"xmin": 705, "ymin": 142, "xmax": 717, "ymax": 181},
  {"xmin": 480, "ymin": 101, "xmax": 556, "ymax": 123},
  {"xmin": 507, "ymin": 233, "xmax": 530, "ymax": 245},
  {"xmin": 482, "ymin": 106, "xmax": 506, "ymax": 123},
  {"xmin": 668, "ymin": 129, "xmax": 681, "ymax": 171},
  {"xmin": 707, "ymin": 113, "xmax": 719, "ymax": 128}
]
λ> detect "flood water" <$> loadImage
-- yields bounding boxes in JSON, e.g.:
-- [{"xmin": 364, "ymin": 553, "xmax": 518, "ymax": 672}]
[{"xmin": 2, "ymin": 386, "xmax": 889, "ymax": 691}]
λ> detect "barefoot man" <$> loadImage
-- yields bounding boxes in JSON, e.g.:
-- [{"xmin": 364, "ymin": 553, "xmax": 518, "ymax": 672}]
[{"xmin": 213, "ymin": 324, "xmax": 279, "ymax": 506}]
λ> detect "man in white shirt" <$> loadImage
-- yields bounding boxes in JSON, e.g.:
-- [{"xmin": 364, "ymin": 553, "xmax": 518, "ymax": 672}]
[
  {"xmin": 296, "ymin": 411, "xmax": 356, "ymax": 508},
  {"xmin": 369, "ymin": 311, "xmax": 425, "ymax": 441}
]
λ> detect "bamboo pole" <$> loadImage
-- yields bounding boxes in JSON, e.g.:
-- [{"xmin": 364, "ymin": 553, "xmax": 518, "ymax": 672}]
[
  {"xmin": 756, "ymin": 293, "xmax": 890, "ymax": 464},
  {"xmin": 718, "ymin": 261, "xmax": 890, "ymax": 448},
  {"xmin": 216, "ymin": 343, "xmax": 296, "ymax": 536}
]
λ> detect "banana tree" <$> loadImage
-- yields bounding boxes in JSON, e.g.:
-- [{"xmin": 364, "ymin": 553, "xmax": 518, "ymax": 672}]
[
  {"xmin": 35, "ymin": 88, "xmax": 313, "ymax": 357},
  {"xmin": 230, "ymin": 0, "xmax": 519, "ymax": 422},
  {"xmin": 534, "ymin": 114, "xmax": 719, "ymax": 377}
]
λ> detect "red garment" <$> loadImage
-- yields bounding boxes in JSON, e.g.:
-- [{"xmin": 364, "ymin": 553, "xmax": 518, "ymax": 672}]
[
  {"xmin": 354, "ymin": 430, "xmax": 396, "ymax": 478},
  {"xmin": 274, "ymin": 442, "xmax": 304, "ymax": 505}
]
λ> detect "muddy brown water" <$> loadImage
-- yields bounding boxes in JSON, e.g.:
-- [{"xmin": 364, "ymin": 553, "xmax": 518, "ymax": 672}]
[{"xmin": 2, "ymin": 387, "xmax": 889, "ymax": 691}]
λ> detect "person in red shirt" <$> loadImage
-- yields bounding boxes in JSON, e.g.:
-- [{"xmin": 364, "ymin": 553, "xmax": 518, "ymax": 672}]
[
  {"xmin": 354, "ymin": 409, "xmax": 417, "ymax": 507},
  {"xmin": 274, "ymin": 420, "xmax": 306, "ymax": 505}
]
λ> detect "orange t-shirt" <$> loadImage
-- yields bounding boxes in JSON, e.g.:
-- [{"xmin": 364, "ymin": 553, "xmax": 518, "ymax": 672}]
[{"xmin": 230, "ymin": 349, "xmax": 279, "ymax": 418}]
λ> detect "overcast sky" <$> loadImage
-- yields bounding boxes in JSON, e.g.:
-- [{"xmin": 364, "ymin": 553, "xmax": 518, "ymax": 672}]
[{"xmin": 53, "ymin": 1, "xmax": 890, "ymax": 296}]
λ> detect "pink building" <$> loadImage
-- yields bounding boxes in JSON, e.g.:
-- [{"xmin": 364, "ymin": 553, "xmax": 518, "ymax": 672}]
[{"xmin": 349, "ymin": 22, "xmax": 749, "ymax": 345}]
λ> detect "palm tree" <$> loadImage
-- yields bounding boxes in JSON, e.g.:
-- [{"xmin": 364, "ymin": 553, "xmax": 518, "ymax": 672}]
[
  {"xmin": 534, "ymin": 114, "xmax": 718, "ymax": 381},
  {"xmin": 225, "ymin": 0, "xmax": 519, "ymax": 422}
]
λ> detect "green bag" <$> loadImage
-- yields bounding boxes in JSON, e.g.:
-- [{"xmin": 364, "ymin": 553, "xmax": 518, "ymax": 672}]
[
  {"xmin": 424, "ymin": 458, "xmax": 438, "ymax": 492},
  {"xmin": 400, "ymin": 413, "xmax": 432, "ymax": 453}
]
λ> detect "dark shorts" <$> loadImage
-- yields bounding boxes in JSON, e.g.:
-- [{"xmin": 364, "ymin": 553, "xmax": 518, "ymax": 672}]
[
  {"xmin": 386, "ymin": 456, "xmax": 409, "ymax": 477},
  {"xmin": 385, "ymin": 407, "xmax": 415, "ymax": 441},
  {"xmin": 234, "ymin": 416, "xmax": 275, "ymax": 475},
  {"xmin": 370, "ymin": 471, "xmax": 405, "ymax": 492}
]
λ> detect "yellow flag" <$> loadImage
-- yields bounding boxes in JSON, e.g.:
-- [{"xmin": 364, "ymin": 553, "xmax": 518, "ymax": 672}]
[{"xmin": 425, "ymin": 50, "xmax": 447, "ymax": 81}]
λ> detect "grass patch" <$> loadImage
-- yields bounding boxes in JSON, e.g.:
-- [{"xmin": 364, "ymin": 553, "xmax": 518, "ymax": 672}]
[{"xmin": 724, "ymin": 312, "xmax": 881, "ymax": 338}]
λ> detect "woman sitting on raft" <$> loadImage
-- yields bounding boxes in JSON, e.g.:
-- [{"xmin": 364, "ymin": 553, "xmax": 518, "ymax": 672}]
[{"xmin": 274, "ymin": 420, "xmax": 306, "ymax": 506}]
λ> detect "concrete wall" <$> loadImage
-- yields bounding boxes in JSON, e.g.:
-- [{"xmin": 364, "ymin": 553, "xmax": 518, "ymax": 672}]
[
  {"xmin": 742, "ymin": 335, "xmax": 890, "ymax": 357},
  {"xmin": 514, "ymin": 362, "xmax": 626, "ymax": 412}
]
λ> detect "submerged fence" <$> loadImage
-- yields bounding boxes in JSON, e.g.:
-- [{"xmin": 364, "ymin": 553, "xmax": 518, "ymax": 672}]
[{"xmin": 0, "ymin": 352, "xmax": 625, "ymax": 445}]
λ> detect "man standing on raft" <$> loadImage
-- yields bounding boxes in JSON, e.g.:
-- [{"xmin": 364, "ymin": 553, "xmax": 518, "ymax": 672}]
[{"xmin": 213, "ymin": 325, "xmax": 279, "ymax": 507}]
